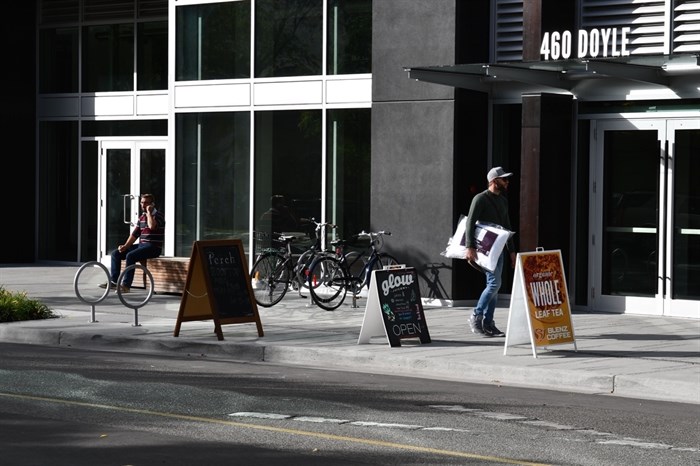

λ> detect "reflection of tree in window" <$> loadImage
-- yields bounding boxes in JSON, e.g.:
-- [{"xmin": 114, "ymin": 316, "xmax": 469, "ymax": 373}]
[
  {"xmin": 82, "ymin": 24, "xmax": 134, "ymax": 92},
  {"xmin": 255, "ymin": 0, "xmax": 322, "ymax": 77},
  {"xmin": 327, "ymin": 0, "xmax": 372, "ymax": 75},
  {"xmin": 176, "ymin": 2, "xmax": 250, "ymax": 81}
]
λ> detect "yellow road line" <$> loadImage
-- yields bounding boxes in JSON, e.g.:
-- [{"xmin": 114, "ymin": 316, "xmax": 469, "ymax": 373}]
[{"xmin": 0, "ymin": 391, "xmax": 551, "ymax": 466}]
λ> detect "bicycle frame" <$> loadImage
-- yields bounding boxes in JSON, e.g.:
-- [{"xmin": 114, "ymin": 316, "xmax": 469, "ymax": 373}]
[
  {"xmin": 293, "ymin": 220, "xmax": 337, "ymax": 284},
  {"xmin": 306, "ymin": 229, "xmax": 396, "ymax": 310},
  {"xmin": 334, "ymin": 230, "xmax": 392, "ymax": 292}
]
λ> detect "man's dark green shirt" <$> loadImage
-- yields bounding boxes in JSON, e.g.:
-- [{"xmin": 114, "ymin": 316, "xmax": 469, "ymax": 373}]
[{"xmin": 465, "ymin": 189, "xmax": 514, "ymax": 251}]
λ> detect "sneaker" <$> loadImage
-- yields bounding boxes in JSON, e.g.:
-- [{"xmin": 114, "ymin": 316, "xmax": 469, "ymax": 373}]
[
  {"xmin": 116, "ymin": 285, "xmax": 130, "ymax": 294},
  {"xmin": 483, "ymin": 321, "xmax": 505, "ymax": 337},
  {"xmin": 469, "ymin": 314, "xmax": 484, "ymax": 334},
  {"xmin": 99, "ymin": 282, "xmax": 116, "ymax": 289}
]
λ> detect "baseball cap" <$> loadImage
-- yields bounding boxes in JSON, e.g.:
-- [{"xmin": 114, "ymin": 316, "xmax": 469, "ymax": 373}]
[{"xmin": 487, "ymin": 166, "xmax": 513, "ymax": 183}]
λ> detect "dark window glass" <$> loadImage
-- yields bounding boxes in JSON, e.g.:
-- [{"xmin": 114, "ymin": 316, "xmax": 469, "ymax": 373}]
[
  {"xmin": 327, "ymin": 0, "xmax": 372, "ymax": 75},
  {"xmin": 82, "ymin": 23, "xmax": 134, "ymax": 92},
  {"xmin": 254, "ymin": 110, "xmax": 322, "ymax": 251},
  {"xmin": 326, "ymin": 108, "xmax": 371, "ymax": 238},
  {"xmin": 176, "ymin": 2, "xmax": 251, "ymax": 81},
  {"xmin": 255, "ymin": 0, "xmax": 322, "ymax": 77},
  {"xmin": 175, "ymin": 113, "xmax": 251, "ymax": 257},
  {"xmin": 602, "ymin": 130, "xmax": 659, "ymax": 297},
  {"xmin": 672, "ymin": 130, "xmax": 700, "ymax": 300},
  {"xmin": 39, "ymin": 27, "xmax": 79, "ymax": 93},
  {"xmin": 82, "ymin": 120, "xmax": 167, "ymax": 137},
  {"xmin": 138, "ymin": 21, "xmax": 168, "ymax": 90}
]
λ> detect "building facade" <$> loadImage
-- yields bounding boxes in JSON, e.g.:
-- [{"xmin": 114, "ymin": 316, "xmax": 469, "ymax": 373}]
[{"xmin": 14, "ymin": 0, "xmax": 699, "ymax": 319}]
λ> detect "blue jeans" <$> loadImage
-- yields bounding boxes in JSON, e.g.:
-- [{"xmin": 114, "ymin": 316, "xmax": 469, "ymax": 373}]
[
  {"xmin": 473, "ymin": 251, "xmax": 505, "ymax": 324},
  {"xmin": 110, "ymin": 243, "xmax": 162, "ymax": 287}
]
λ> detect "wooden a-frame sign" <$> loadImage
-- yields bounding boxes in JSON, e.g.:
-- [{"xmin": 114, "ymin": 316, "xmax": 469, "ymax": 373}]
[{"xmin": 174, "ymin": 239, "xmax": 263, "ymax": 341}]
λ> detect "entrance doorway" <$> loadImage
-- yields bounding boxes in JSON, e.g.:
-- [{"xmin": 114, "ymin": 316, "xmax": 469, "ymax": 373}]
[
  {"xmin": 591, "ymin": 119, "xmax": 699, "ymax": 318},
  {"xmin": 98, "ymin": 140, "xmax": 166, "ymax": 263}
]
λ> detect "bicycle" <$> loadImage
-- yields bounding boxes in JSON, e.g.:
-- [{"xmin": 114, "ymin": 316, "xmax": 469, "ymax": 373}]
[
  {"xmin": 250, "ymin": 221, "xmax": 336, "ymax": 307},
  {"xmin": 294, "ymin": 219, "xmax": 337, "ymax": 292},
  {"xmin": 306, "ymin": 230, "xmax": 399, "ymax": 311}
]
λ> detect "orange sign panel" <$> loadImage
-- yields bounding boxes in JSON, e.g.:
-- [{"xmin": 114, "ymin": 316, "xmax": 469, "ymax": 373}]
[{"xmin": 520, "ymin": 251, "xmax": 575, "ymax": 347}]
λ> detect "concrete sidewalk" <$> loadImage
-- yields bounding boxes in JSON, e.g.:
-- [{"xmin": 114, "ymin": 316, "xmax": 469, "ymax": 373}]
[{"xmin": 1, "ymin": 264, "xmax": 698, "ymax": 405}]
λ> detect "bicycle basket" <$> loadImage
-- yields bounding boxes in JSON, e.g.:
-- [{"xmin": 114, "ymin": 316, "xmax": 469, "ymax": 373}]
[{"xmin": 253, "ymin": 231, "xmax": 282, "ymax": 255}]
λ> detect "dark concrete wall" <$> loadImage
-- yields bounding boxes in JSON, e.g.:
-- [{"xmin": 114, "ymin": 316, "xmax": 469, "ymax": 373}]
[{"xmin": 371, "ymin": 1, "xmax": 457, "ymax": 300}]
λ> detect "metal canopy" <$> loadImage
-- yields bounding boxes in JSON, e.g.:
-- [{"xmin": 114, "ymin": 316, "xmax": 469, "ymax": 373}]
[{"xmin": 405, "ymin": 54, "xmax": 700, "ymax": 101}]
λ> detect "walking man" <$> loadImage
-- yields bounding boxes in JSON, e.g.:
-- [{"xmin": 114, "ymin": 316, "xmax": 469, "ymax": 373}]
[{"xmin": 465, "ymin": 167, "xmax": 516, "ymax": 337}]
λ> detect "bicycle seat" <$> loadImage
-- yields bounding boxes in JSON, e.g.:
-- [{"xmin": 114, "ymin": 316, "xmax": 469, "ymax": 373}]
[{"xmin": 278, "ymin": 235, "xmax": 297, "ymax": 243}]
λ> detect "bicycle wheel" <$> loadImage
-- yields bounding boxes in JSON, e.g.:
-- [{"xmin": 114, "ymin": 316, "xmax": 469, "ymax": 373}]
[
  {"xmin": 250, "ymin": 252, "xmax": 290, "ymax": 307},
  {"xmin": 307, "ymin": 256, "xmax": 348, "ymax": 311},
  {"xmin": 363, "ymin": 253, "xmax": 400, "ymax": 288},
  {"xmin": 344, "ymin": 250, "xmax": 366, "ymax": 295},
  {"xmin": 295, "ymin": 249, "xmax": 317, "ymax": 290}
]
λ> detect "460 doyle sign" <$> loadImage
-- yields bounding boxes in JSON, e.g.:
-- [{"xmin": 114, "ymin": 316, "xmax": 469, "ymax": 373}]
[{"xmin": 540, "ymin": 27, "xmax": 631, "ymax": 61}]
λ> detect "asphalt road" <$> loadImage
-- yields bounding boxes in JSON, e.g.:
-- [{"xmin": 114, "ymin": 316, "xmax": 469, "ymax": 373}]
[{"xmin": 1, "ymin": 342, "xmax": 698, "ymax": 465}]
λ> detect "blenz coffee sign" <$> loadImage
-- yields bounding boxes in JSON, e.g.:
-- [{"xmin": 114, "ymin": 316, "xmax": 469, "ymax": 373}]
[{"xmin": 540, "ymin": 27, "xmax": 631, "ymax": 60}]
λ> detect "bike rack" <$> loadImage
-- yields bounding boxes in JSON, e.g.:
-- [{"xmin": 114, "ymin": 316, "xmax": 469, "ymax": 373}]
[
  {"xmin": 73, "ymin": 261, "xmax": 154, "ymax": 326},
  {"xmin": 73, "ymin": 261, "xmax": 111, "ymax": 323},
  {"xmin": 116, "ymin": 263, "xmax": 155, "ymax": 326}
]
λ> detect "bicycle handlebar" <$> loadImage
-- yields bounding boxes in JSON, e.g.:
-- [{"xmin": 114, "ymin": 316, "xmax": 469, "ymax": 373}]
[
  {"xmin": 309, "ymin": 217, "xmax": 337, "ymax": 231},
  {"xmin": 357, "ymin": 230, "xmax": 391, "ymax": 238}
]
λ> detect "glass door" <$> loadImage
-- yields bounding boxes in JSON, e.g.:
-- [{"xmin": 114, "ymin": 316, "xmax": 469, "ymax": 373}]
[
  {"xmin": 592, "ymin": 119, "xmax": 700, "ymax": 318},
  {"xmin": 666, "ymin": 121, "xmax": 700, "ymax": 318},
  {"xmin": 591, "ymin": 120, "xmax": 665, "ymax": 315},
  {"xmin": 98, "ymin": 140, "xmax": 166, "ymax": 262}
]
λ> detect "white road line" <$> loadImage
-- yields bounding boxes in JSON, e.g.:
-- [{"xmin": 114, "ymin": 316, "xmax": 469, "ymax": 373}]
[
  {"xmin": 226, "ymin": 408, "xmax": 700, "ymax": 454},
  {"xmin": 349, "ymin": 421, "xmax": 424, "ymax": 429},
  {"xmin": 228, "ymin": 412, "xmax": 291, "ymax": 420},
  {"xmin": 597, "ymin": 439, "xmax": 673, "ymax": 450},
  {"xmin": 520, "ymin": 420, "xmax": 577, "ymax": 430},
  {"xmin": 294, "ymin": 416, "xmax": 350, "ymax": 424}
]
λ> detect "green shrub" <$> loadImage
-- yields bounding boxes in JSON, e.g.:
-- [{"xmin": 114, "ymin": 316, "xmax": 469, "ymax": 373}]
[{"xmin": 0, "ymin": 286, "xmax": 56, "ymax": 323}]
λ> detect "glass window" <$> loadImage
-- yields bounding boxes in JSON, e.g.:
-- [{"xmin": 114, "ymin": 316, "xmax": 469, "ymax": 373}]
[
  {"xmin": 175, "ymin": 112, "xmax": 251, "ymax": 257},
  {"xmin": 39, "ymin": 27, "xmax": 79, "ymax": 93},
  {"xmin": 255, "ymin": 0, "xmax": 322, "ymax": 77},
  {"xmin": 82, "ymin": 120, "xmax": 167, "ymax": 137},
  {"xmin": 138, "ymin": 21, "xmax": 168, "ymax": 90},
  {"xmin": 254, "ymin": 110, "xmax": 322, "ymax": 250},
  {"xmin": 326, "ymin": 108, "xmax": 371, "ymax": 238},
  {"xmin": 327, "ymin": 0, "xmax": 372, "ymax": 75},
  {"xmin": 176, "ymin": 1, "xmax": 251, "ymax": 81},
  {"xmin": 82, "ymin": 23, "xmax": 135, "ymax": 92},
  {"xmin": 39, "ymin": 121, "xmax": 79, "ymax": 261}
]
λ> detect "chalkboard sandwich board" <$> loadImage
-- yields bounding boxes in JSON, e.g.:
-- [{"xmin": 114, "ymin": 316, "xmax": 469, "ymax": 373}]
[
  {"xmin": 358, "ymin": 267, "xmax": 431, "ymax": 347},
  {"xmin": 174, "ymin": 239, "xmax": 264, "ymax": 341}
]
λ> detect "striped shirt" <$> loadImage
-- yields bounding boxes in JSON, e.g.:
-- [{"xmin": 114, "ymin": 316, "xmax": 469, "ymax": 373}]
[{"xmin": 133, "ymin": 210, "xmax": 165, "ymax": 249}]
